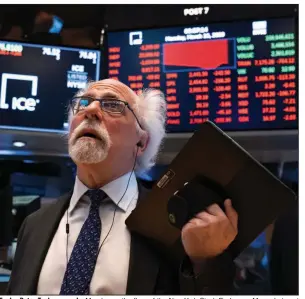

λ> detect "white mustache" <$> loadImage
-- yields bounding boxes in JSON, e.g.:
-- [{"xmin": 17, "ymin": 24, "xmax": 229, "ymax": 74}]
[{"xmin": 70, "ymin": 120, "xmax": 110, "ymax": 145}]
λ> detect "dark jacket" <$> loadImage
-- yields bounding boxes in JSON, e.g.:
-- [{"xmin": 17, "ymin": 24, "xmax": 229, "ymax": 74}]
[{"xmin": 7, "ymin": 183, "xmax": 235, "ymax": 295}]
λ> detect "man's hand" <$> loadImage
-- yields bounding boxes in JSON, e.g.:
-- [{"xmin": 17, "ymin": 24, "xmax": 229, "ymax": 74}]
[{"xmin": 181, "ymin": 199, "xmax": 238, "ymax": 263}]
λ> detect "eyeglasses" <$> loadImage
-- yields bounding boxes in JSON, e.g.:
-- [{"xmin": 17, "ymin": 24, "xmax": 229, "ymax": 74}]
[{"xmin": 70, "ymin": 95, "xmax": 143, "ymax": 129}]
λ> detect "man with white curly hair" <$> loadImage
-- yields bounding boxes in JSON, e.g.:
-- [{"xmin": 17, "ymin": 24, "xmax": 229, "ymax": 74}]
[{"xmin": 7, "ymin": 79, "xmax": 237, "ymax": 295}]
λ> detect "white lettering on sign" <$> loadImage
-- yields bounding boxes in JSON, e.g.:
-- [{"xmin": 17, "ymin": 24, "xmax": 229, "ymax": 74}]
[
  {"xmin": 71, "ymin": 65, "xmax": 85, "ymax": 72},
  {"xmin": 0, "ymin": 73, "xmax": 39, "ymax": 112},
  {"xmin": 184, "ymin": 7, "xmax": 210, "ymax": 16},
  {"xmin": 12, "ymin": 97, "xmax": 39, "ymax": 111}
]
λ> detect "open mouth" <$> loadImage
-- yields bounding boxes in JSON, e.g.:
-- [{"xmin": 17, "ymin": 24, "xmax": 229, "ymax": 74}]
[
  {"xmin": 82, "ymin": 133, "xmax": 98, "ymax": 138},
  {"xmin": 78, "ymin": 130, "xmax": 100, "ymax": 140}
]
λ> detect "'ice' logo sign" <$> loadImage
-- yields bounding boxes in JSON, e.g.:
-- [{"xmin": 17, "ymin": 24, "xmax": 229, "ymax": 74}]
[{"xmin": 0, "ymin": 73, "xmax": 40, "ymax": 112}]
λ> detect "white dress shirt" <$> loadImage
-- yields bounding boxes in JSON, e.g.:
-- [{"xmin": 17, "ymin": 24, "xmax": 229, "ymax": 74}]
[{"xmin": 37, "ymin": 172, "xmax": 138, "ymax": 295}]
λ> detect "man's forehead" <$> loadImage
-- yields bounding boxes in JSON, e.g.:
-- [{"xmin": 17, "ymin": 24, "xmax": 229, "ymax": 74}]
[
  {"xmin": 83, "ymin": 89, "xmax": 116, "ymax": 98},
  {"xmin": 86, "ymin": 79, "xmax": 136, "ymax": 102}
]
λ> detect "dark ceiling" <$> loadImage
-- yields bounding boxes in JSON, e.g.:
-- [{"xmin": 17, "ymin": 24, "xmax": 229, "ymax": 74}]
[
  {"xmin": 0, "ymin": 4, "xmax": 298, "ymax": 48},
  {"xmin": 0, "ymin": 5, "xmax": 105, "ymax": 28},
  {"xmin": 0, "ymin": 4, "xmax": 298, "ymax": 31}
]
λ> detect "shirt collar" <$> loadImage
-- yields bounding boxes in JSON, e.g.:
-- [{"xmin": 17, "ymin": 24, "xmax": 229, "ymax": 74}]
[{"xmin": 69, "ymin": 171, "xmax": 138, "ymax": 214}]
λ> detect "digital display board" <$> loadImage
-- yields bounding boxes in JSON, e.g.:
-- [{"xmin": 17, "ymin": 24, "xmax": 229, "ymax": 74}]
[
  {"xmin": 0, "ymin": 40, "xmax": 101, "ymax": 132},
  {"xmin": 107, "ymin": 17, "xmax": 297, "ymax": 132}
]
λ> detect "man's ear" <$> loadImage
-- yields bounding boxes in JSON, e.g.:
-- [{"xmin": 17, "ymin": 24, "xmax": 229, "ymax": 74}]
[{"xmin": 136, "ymin": 131, "xmax": 149, "ymax": 155}]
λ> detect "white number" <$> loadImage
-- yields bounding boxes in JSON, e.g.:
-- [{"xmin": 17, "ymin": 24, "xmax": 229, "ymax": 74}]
[
  {"xmin": 184, "ymin": 27, "xmax": 209, "ymax": 35},
  {"xmin": 42, "ymin": 47, "xmax": 61, "ymax": 60},
  {"xmin": 212, "ymin": 31, "xmax": 226, "ymax": 38},
  {"xmin": 79, "ymin": 51, "xmax": 97, "ymax": 64},
  {"xmin": 52, "ymin": 48, "xmax": 61, "ymax": 60},
  {"xmin": 0, "ymin": 43, "xmax": 23, "ymax": 52},
  {"xmin": 42, "ymin": 47, "xmax": 50, "ymax": 55},
  {"xmin": 79, "ymin": 51, "xmax": 87, "ymax": 59}
]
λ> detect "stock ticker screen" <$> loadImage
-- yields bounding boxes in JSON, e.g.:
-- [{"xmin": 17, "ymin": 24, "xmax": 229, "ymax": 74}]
[
  {"xmin": 107, "ymin": 17, "xmax": 297, "ymax": 132},
  {"xmin": 0, "ymin": 40, "xmax": 100, "ymax": 132}
]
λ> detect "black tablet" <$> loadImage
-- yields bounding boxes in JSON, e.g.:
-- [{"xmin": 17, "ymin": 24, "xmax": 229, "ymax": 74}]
[{"xmin": 126, "ymin": 121, "xmax": 297, "ymax": 259}]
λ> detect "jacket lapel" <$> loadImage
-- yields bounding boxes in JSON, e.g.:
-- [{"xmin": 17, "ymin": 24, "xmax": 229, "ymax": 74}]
[
  {"xmin": 21, "ymin": 192, "xmax": 71, "ymax": 294},
  {"xmin": 126, "ymin": 183, "xmax": 160, "ymax": 294},
  {"xmin": 18, "ymin": 182, "xmax": 159, "ymax": 295}
]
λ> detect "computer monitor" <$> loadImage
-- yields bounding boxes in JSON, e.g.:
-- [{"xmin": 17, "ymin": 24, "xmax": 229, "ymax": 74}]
[
  {"xmin": 0, "ymin": 40, "xmax": 101, "ymax": 133},
  {"xmin": 107, "ymin": 17, "xmax": 297, "ymax": 133}
]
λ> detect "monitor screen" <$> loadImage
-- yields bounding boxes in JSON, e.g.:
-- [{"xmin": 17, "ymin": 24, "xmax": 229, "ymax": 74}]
[
  {"xmin": 0, "ymin": 40, "xmax": 101, "ymax": 132},
  {"xmin": 107, "ymin": 17, "xmax": 297, "ymax": 133}
]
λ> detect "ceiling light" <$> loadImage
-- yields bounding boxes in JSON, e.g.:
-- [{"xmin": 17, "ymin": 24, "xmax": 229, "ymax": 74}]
[{"xmin": 13, "ymin": 141, "xmax": 26, "ymax": 148}]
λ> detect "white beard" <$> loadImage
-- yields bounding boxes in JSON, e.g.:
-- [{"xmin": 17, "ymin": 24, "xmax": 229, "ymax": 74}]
[{"xmin": 68, "ymin": 120, "xmax": 112, "ymax": 164}]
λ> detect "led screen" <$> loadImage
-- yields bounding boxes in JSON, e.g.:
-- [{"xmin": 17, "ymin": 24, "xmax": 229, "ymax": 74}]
[{"xmin": 107, "ymin": 17, "xmax": 297, "ymax": 132}]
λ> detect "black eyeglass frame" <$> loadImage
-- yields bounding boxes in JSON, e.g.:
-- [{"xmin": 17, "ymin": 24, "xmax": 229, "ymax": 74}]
[{"xmin": 70, "ymin": 95, "xmax": 144, "ymax": 130}]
